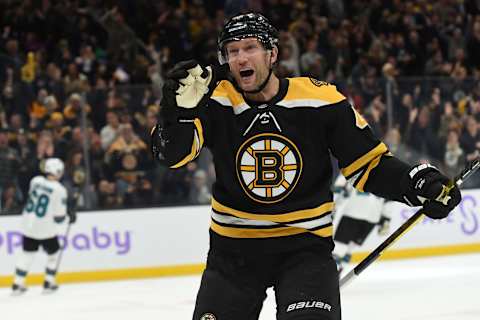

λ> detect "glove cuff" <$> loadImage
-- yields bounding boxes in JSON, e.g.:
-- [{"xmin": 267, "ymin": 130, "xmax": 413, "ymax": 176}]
[{"xmin": 401, "ymin": 163, "xmax": 445, "ymax": 206}]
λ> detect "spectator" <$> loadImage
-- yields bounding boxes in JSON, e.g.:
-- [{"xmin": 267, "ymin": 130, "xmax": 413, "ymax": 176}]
[
  {"xmin": 277, "ymin": 31, "xmax": 300, "ymax": 76},
  {"xmin": 189, "ymin": 169, "xmax": 212, "ymax": 205},
  {"xmin": 0, "ymin": 129, "xmax": 21, "ymax": 212},
  {"xmin": 406, "ymin": 106, "xmax": 442, "ymax": 161},
  {"xmin": 460, "ymin": 116, "xmax": 480, "ymax": 161},
  {"xmin": 395, "ymin": 93, "xmax": 416, "ymax": 133},
  {"xmin": 97, "ymin": 179, "xmax": 122, "ymax": 209},
  {"xmin": 63, "ymin": 148, "xmax": 96, "ymax": 210},
  {"xmin": 448, "ymin": 28, "xmax": 466, "ymax": 61},
  {"xmin": 63, "ymin": 92, "xmax": 91, "ymax": 127},
  {"xmin": 467, "ymin": 21, "xmax": 480, "ymax": 70},
  {"xmin": 277, "ymin": 44, "xmax": 300, "ymax": 77},
  {"xmin": 383, "ymin": 127, "xmax": 412, "ymax": 163},
  {"xmin": 300, "ymin": 38, "xmax": 325, "ymax": 78},
  {"xmin": 29, "ymin": 88, "xmax": 49, "ymax": 129},
  {"xmin": 12, "ymin": 129, "xmax": 36, "ymax": 198},
  {"xmin": 443, "ymin": 129, "xmax": 465, "ymax": 178},
  {"xmin": 106, "ymin": 123, "xmax": 149, "ymax": 188},
  {"xmin": 363, "ymin": 95, "xmax": 386, "ymax": 137},
  {"xmin": 36, "ymin": 130, "xmax": 56, "ymax": 162},
  {"xmin": 75, "ymin": 45, "xmax": 97, "ymax": 83},
  {"xmin": 100, "ymin": 110, "xmax": 120, "ymax": 150},
  {"xmin": 63, "ymin": 63, "xmax": 89, "ymax": 95},
  {"xmin": 438, "ymin": 101, "xmax": 459, "ymax": 140},
  {"xmin": 1, "ymin": 182, "xmax": 21, "ymax": 215}
]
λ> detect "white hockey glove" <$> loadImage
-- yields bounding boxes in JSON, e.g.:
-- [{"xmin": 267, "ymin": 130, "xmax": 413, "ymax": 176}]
[
  {"xmin": 175, "ymin": 63, "xmax": 213, "ymax": 109},
  {"xmin": 163, "ymin": 60, "xmax": 228, "ymax": 110}
]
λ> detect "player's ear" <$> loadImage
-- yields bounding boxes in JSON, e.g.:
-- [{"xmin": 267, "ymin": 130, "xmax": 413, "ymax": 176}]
[{"xmin": 270, "ymin": 46, "xmax": 278, "ymax": 65}]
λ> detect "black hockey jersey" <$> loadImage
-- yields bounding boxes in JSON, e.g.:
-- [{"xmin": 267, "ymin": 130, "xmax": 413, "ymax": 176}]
[{"xmin": 155, "ymin": 77, "xmax": 410, "ymax": 254}]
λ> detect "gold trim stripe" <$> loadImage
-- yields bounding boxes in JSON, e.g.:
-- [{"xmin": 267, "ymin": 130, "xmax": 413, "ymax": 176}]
[
  {"xmin": 281, "ymin": 180, "xmax": 290, "ymax": 189},
  {"xmin": 212, "ymin": 198, "xmax": 334, "ymax": 223},
  {"xmin": 211, "ymin": 80, "xmax": 246, "ymax": 108},
  {"xmin": 265, "ymin": 140, "xmax": 271, "ymax": 150},
  {"xmin": 0, "ymin": 264, "xmax": 205, "ymax": 287},
  {"xmin": 341, "ymin": 143, "xmax": 388, "ymax": 178},
  {"xmin": 355, "ymin": 154, "xmax": 383, "ymax": 192},
  {"xmin": 283, "ymin": 164, "xmax": 297, "ymax": 170},
  {"xmin": 1, "ymin": 243, "xmax": 479, "ymax": 287},
  {"xmin": 170, "ymin": 118, "xmax": 204, "ymax": 169},
  {"xmin": 310, "ymin": 226, "xmax": 333, "ymax": 237},
  {"xmin": 240, "ymin": 165, "xmax": 255, "ymax": 171},
  {"xmin": 282, "ymin": 78, "xmax": 346, "ymax": 104}
]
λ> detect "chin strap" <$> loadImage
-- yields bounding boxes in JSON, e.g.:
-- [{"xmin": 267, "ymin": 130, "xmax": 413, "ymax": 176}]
[{"xmin": 243, "ymin": 67, "xmax": 273, "ymax": 94}]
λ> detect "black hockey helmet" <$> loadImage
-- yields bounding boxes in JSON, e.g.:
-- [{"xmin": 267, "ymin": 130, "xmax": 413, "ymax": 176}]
[{"xmin": 217, "ymin": 12, "xmax": 279, "ymax": 64}]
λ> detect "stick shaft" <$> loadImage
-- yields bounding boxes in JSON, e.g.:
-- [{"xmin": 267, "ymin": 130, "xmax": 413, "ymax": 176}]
[
  {"xmin": 55, "ymin": 222, "xmax": 72, "ymax": 272},
  {"xmin": 340, "ymin": 159, "xmax": 480, "ymax": 288}
]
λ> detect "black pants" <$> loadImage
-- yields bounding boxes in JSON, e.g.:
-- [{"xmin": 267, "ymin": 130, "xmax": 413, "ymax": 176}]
[
  {"xmin": 193, "ymin": 246, "xmax": 341, "ymax": 320},
  {"xmin": 22, "ymin": 235, "xmax": 60, "ymax": 255},
  {"xmin": 334, "ymin": 216, "xmax": 375, "ymax": 246}
]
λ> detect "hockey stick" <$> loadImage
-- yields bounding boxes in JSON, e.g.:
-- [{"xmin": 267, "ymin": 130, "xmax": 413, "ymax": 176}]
[
  {"xmin": 339, "ymin": 158, "xmax": 480, "ymax": 289},
  {"xmin": 54, "ymin": 221, "xmax": 72, "ymax": 272},
  {"xmin": 54, "ymin": 192, "xmax": 78, "ymax": 272}
]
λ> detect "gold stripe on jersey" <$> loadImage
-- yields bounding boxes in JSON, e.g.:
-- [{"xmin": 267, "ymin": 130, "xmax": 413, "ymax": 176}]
[
  {"xmin": 310, "ymin": 226, "xmax": 334, "ymax": 237},
  {"xmin": 354, "ymin": 153, "xmax": 382, "ymax": 192},
  {"xmin": 211, "ymin": 220, "xmax": 309, "ymax": 238},
  {"xmin": 170, "ymin": 118, "xmax": 204, "ymax": 169},
  {"xmin": 340, "ymin": 142, "xmax": 389, "ymax": 178},
  {"xmin": 211, "ymin": 80, "xmax": 248, "ymax": 110},
  {"xmin": 277, "ymin": 77, "xmax": 346, "ymax": 108},
  {"xmin": 212, "ymin": 197, "xmax": 334, "ymax": 223}
]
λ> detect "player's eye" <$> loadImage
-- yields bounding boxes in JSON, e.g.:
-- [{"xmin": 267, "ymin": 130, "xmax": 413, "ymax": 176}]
[{"xmin": 228, "ymin": 48, "xmax": 239, "ymax": 56}]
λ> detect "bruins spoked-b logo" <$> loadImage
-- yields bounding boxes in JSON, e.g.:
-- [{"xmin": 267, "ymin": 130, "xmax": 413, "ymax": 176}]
[
  {"xmin": 200, "ymin": 313, "xmax": 216, "ymax": 320},
  {"xmin": 236, "ymin": 133, "xmax": 303, "ymax": 204}
]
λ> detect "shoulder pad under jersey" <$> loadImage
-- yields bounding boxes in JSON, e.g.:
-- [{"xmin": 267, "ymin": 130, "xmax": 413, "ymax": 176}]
[
  {"xmin": 277, "ymin": 77, "xmax": 346, "ymax": 108},
  {"xmin": 211, "ymin": 80, "xmax": 247, "ymax": 109}
]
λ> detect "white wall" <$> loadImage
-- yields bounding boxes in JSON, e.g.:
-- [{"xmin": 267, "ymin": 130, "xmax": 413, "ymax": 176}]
[
  {"xmin": 0, "ymin": 206, "xmax": 211, "ymax": 275},
  {"xmin": 1, "ymin": 190, "xmax": 480, "ymax": 277},
  {"xmin": 356, "ymin": 189, "xmax": 480, "ymax": 250}
]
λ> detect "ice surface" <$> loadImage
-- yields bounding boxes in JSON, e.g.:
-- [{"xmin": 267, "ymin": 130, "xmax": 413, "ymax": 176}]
[{"xmin": 1, "ymin": 254, "xmax": 479, "ymax": 320}]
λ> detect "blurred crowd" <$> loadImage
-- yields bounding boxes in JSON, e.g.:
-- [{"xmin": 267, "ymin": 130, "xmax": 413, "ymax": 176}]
[{"xmin": 1, "ymin": 0, "xmax": 480, "ymax": 214}]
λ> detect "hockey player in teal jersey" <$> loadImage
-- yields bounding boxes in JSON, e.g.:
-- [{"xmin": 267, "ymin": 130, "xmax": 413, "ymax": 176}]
[
  {"xmin": 332, "ymin": 174, "xmax": 393, "ymax": 274},
  {"xmin": 11, "ymin": 158, "xmax": 76, "ymax": 295},
  {"xmin": 151, "ymin": 12, "xmax": 461, "ymax": 320}
]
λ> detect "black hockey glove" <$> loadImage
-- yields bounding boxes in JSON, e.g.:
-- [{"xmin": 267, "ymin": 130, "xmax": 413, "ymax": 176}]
[
  {"xmin": 67, "ymin": 209, "xmax": 77, "ymax": 224},
  {"xmin": 67, "ymin": 194, "xmax": 78, "ymax": 224},
  {"xmin": 403, "ymin": 164, "xmax": 461, "ymax": 219},
  {"xmin": 161, "ymin": 60, "xmax": 229, "ymax": 119}
]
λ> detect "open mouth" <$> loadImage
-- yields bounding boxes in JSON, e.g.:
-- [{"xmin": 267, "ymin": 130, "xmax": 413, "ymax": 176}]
[{"xmin": 239, "ymin": 69, "xmax": 254, "ymax": 78}]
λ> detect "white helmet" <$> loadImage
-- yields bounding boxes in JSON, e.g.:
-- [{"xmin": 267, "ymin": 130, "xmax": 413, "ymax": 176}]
[{"xmin": 44, "ymin": 158, "xmax": 65, "ymax": 179}]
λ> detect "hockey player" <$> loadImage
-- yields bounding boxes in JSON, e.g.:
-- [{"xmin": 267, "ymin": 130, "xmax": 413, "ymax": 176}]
[
  {"xmin": 150, "ymin": 13, "xmax": 461, "ymax": 320},
  {"xmin": 11, "ymin": 158, "xmax": 75, "ymax": 295},
  {"xmin": 332, "ymin": 174, "xmax": 391, "ymax": 274}
]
